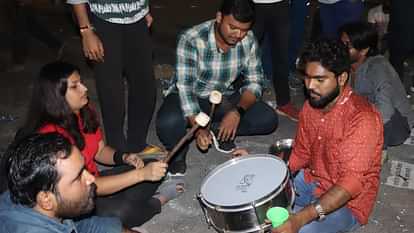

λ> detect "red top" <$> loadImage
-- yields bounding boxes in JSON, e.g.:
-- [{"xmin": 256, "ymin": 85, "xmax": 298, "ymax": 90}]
[
  {"xmin": 289, "ymin": 86, "xmax": 383, "ymax": 224},
  {"xmin": 39, "ymin": 120, "xmax": 102, "ymax": 176}
]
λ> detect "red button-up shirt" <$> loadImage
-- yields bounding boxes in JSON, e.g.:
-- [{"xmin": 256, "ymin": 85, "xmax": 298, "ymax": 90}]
[{"xmin": 289, "ymin": 86, "xmax": 383, "ymax": 224}]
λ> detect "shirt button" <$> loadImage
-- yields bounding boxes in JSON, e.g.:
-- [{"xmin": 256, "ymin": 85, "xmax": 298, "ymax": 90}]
[
  {"xmin": 318, "ymin": 136, "xmax": 322, "ymax": 140},
  {"xmin": 312, "ymin": 170, "xmax": 316, "ymax": 174},
  {"xmin": 321, "ymin": 118, "xmax": 325, "ymax": 122}
]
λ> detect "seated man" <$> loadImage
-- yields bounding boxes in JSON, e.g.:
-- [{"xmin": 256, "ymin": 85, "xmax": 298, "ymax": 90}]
[
  {"xmin": 0, "ymin": 133, "xmax": 139, "ymax": 233},
  {"xmin": 340, "ymin": 21, "xmax": 414, "ymax": 151},
  {"xmin": 272, "ymin": 39, "xmax": 383, "ymax": 233},
  {"xmin": 156, "ymin": 0, "xmax": 278, "ymax": 175}
]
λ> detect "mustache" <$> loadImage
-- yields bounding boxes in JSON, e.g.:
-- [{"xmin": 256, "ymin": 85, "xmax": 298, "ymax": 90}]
[{"xmin": 307, "ymin": 89, "xmax": 321, "ymax": 97}]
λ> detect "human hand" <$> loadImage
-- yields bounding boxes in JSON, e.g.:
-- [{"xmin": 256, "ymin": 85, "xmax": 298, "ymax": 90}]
[
  {"xmin": 81, "ymin": 30, "xmax": 104, "ymax": 62},
  {"xmin": 140, "ymin": 161, "xmax": 167, "ymax": 181},
  {"xmin": 196, "ymin": 128, "xmax": 212, "ymax": 151},
  {"xmin": 231, "ymin": 148, "xmax": 249, "ymax": 157},
  {"xmin": 145, "ymin": 13, "xmax": 153, "ymax": 28},
  {"xmin": 123, "ymin": 153, "xmax": 144, "ymax": 168},
  {"xmin": 218, "ymin": 110, "xmax": 240, "ymax": 141},
  {"xmin": 271, "ymin": 215, "xmax": 301, "ymax": 233}
]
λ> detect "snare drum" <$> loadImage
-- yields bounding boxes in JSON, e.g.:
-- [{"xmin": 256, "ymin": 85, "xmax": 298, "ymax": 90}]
[{"xmin": 198, "ymin": 154, "xmax": 294, "ymax": 233}]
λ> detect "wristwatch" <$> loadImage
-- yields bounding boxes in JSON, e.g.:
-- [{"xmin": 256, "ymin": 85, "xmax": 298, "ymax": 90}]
[{"xmin": 313, "ymin": 200, "xmax": 326, "ymax": 221}]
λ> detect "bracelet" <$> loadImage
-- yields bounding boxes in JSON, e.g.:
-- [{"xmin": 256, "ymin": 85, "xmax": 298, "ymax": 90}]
[
  {"xmin": 113, "ymin": 151, "xmax": 126, "ymax": 165},
  {"xmin": 79, "ymin": 25, "xmax": 95, "ymax": 33}
]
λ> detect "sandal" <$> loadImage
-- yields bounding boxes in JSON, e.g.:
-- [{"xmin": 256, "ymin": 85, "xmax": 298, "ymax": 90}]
[{"xmin": 153, "ymin": 178, "xmax": 185, "ymax": 204}]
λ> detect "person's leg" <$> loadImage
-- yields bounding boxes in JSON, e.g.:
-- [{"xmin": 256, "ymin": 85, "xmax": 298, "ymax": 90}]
[
  {"xmin": 156, "ymin": 94, "xmax": 189, "ymax": 174},
  {"xmin": 297, "ymin": 206, "xmax": 359, "ymax": 233},
  {"xmin": 289, "ymin": 0, "xmax": 308, "ymax": 72},
  {"xmin": 237, "ymin": 100, "xmax": 278, "ymax": 136},
  {"xmin": 334, "ymin": 0, "xmax": 364, "ymax": 34},
  {"xmin": 75, "ymin": 215, "xmax": 122, "ymax": 233},
  {"xmin": 389, "ymin": 0, "xmax": 414, "ymax": 81},
  {"xmin": 319, "ymin": 2, "xmax": 337, "ymax": 38},
  {"xmin": 92, "ymin": 16, "xmax": 126, "ymax": 151},
  {"xmin": 292, "ymin": 171, "xmax": 359, "ymax": 233},
  {"xmin": 95, "ymin": 166, "xmax": 161, "ymax": 227},
  {"xmin": 268, "ymin": 1, "xmax": 291, "ymax": 108},
  {"xmin": 123, "ymin": 20, "xmax": 156, "ymax": 152},
  {"xmin": 383, "ymin": 110, "xmax": 410, "ymax": 148}
]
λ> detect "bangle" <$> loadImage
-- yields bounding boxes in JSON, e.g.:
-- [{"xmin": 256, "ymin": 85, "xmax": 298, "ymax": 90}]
[
  {"xmin": 113, "ymin": 151, "xmax": 126, "ymax": 165},
  {"xmin": 79, "ymin": 25, "xmax": 95, "ymax": 33}
]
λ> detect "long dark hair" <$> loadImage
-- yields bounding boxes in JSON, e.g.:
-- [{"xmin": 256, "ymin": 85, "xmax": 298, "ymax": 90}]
[{"xmin": 18, "ymin": 61, "xmax": 99, "ymax": 150}]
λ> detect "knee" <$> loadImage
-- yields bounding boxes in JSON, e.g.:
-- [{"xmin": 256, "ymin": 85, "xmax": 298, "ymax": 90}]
[{"xmin": 156, "ymin": 109, "xmax": 187, "ymax": 139}]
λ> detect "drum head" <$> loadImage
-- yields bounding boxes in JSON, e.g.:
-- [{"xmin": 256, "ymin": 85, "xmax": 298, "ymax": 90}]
[{"xmin": 200, "ymin": 154, "xmax": 287, "ymax": 206}]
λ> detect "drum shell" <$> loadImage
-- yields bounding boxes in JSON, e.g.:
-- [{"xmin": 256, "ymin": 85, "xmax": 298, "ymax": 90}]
[{"xmin": 198, "ymin": 165, "xmax": 294, "ymax": 233}]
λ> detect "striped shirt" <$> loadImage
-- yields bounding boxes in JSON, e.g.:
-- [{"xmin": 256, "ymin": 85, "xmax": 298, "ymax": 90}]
[
  {"xmin": 165, "ymin": 20, "xmax": 264, "ymax": 117},
  {"xmin": 67, "ymin": 0, "xmax": 148, "ymax": 24}
]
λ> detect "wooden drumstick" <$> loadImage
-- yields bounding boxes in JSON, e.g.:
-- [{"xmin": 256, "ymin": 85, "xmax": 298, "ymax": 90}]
[
  {"xmin": 207, "ymin": 90, "xmax": 222, "ymax": 130},
  {"xmin": 163, "ymin": 112, "xmax": 210, "ymax": 163}
]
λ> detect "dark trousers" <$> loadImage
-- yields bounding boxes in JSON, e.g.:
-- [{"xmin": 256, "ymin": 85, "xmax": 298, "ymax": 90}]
[
  {"xmin": 319, "ymin": 0, "xmax": 364, "ymax": 38},
  {"xmin": 156, "ymin": 93, "xmax": 278, "ymax": 173},
  {"xmin": 384, "ymin": 110, "xmax": 411, "ymax": 148},
  {"xmin": 12, "ymin": 5, "xmax": 62, "ymax": 64},
  {"xmin": 92, "ymin": 16, "xmax": 156, "ymax": 152},
  {"xmin": 95, "ymin": 164, "xmax": 161, "ymax": 228},
  {"xmin": 253, "ymin": 1, "xmax": 291, "ymax": 106},
  {"xmin": 288, "ymin": 0, "xmax": 309, "ymax": 72},
  {"xmin": 389, "ymin": 0, "xmax": 414, "ymax": 81}
]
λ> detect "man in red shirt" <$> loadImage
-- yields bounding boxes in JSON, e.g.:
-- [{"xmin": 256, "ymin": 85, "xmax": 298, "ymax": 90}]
[{"xmin": 272, "ymin": 39, "xmax": 384, "ymax": 233}]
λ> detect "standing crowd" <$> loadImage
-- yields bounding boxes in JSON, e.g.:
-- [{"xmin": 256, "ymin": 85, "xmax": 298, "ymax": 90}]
[{"xmin": 1, "ymin": 0, "xmax": 414, "ymax": 233}]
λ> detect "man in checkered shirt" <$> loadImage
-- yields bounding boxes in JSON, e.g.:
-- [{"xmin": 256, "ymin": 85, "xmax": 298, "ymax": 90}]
[{"xmin": 156, "ymin": 0, "xmax": 278, "ymax": 176}]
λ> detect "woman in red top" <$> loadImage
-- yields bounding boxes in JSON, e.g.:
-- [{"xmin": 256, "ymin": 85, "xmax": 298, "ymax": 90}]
[{"xmin": 17, "ymin": 61, "xmax": 183, "ymax": 228}]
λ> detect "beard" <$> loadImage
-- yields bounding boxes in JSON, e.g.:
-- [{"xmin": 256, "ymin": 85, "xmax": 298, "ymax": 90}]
[
  {"xmin": 307, "ymin": 83, "xmax": 340, "ymax": 109},
  {"xmin": 55, "ymin": 183, "xmax": 97, "ymax": 218}
]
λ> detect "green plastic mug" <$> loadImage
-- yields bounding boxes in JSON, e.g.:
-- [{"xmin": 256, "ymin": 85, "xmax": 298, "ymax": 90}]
[{"xmin": 266, "ymin": 207, "xmax": 289, "ymax": 228}]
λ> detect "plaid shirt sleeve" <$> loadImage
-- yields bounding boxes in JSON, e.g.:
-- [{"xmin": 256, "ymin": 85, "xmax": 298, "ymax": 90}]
[
  {"xmin": 240, "ymin": 37, "xmax": 264, "ymax": 98},
  {"xmin": 175, "ymin": 35, "xmax": 201, "ymax": 117}
]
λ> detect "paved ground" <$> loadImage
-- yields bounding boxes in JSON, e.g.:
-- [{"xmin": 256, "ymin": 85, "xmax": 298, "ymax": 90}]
[{"xmin": 0, "ymin": 2, "xmax": 413, "ymax": 233}]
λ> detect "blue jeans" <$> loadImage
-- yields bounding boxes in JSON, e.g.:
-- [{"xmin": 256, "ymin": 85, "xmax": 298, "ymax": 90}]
[
  {"xmin": 319, "ymin": 0, "xmax": 364, "ymax": 38},
  {"xmin": 293, "ymin": 171, "xmax": 360, "ymax": 233},
  {"xmin": 288, "ymin": 0, "xmax": 309, "ymax": 72},
  {"xmin": 75, "ymin": 215, "xmax": 122, "ymax": 233}
]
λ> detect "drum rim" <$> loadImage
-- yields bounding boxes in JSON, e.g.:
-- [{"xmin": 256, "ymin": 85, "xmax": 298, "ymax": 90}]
[{"xmin": 199, "ymin": 154, "xmax": 289, "ymax": 211}]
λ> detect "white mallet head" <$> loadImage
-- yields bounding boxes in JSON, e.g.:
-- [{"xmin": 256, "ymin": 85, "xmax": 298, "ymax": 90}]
[
  {"xmin": 209, "ymin": 90, "xmax": 222, "ymax": 104},
  {"xmin": 195, "ymin": 112, "xmax": 210, "ymax": 127}
]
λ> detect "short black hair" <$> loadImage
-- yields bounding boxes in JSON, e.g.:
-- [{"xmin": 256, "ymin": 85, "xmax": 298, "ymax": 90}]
[
  {"xmin": 339, "ymin": 21, "xmax": 379, "ymax": 57},
  {"xmin": 5, "ymin": 133, "xmax": 72, "ymax": 207},
  {"xmin": 219, "ymin": 0, "xmax": 255, "ymax": 23},
  {"xmin": 299, "ymin": 39, "xmax": 351, "ymax": 77}
]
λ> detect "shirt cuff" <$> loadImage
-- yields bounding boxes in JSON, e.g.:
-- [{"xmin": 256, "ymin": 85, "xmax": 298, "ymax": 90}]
[{"xmin": 336, "ymin": 175, "xmax": 363, "ymax": 198}]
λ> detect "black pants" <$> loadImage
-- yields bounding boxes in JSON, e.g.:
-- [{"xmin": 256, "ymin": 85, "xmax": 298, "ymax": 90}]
[
  {"xmin": 384, "ymin": 109, "xmax": 411, "ymax": 148},
  {"xmin": 389, "ymin": 0, "xmax": 414, "ymax": 82},
  {"xmin": 92, "ymin": 16, "xmax": 156, "ymax": 152},
  {"xmin": 12, "ymin": 5, "xmax": 62, "ymax": 65},
  {"xmin": 95, "ymin": 164, "xmax": 161, "ymax": 228},
  {"xmin": 156, "ymin": 93, "xmax": 278, "ymax": 174},
  {"xmin": 253, "ymin": 1, "xmax": 291, "ymax": 106}
]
